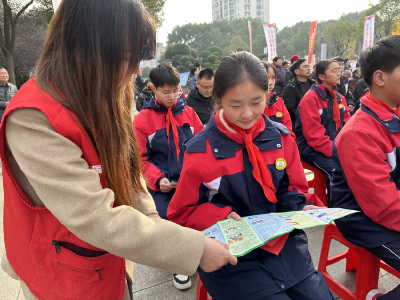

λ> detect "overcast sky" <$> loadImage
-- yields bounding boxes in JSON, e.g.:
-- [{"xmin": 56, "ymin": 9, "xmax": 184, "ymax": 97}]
[{"xmin": 157, "ymin": 0, "xmax": 380, "ymax": 45}]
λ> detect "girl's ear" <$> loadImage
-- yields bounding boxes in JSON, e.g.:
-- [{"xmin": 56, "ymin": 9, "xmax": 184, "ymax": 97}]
[{"xmin": 318, "ymin": 73, "xmax": 325, "ymax": 84}]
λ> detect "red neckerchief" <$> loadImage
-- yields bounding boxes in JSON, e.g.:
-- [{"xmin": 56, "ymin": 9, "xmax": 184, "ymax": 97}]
[
  {"xmin": 156, "ymin": 99, "xmax": 180, "ymax": 161},
  {"xmin": 317, "ymin": 84, "xmax": 341, "ymax": 131},
  {"xmin": 222, "ymin": 113, "xmax": 278, "ymax": 203},
  {"xmin": 366, "ymin": 94, "xmax": 400, "ymax": 118}
]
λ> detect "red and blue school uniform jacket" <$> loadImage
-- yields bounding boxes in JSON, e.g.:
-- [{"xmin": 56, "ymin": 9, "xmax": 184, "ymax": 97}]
[
  {"xmin": 331, "ymin": 97, "xmax": 400, "ymax": 249},
  {"xmin": 265, "ymin": 92, "xmax": 296, "ymax": 140},
  {"xmin": 133, "ymin": 98, "xmax": 203, "ymax": 191},
  {"xmin": 167, "ymin": 112, "xmax": 319, "ymax": 293},
  {"xmin": 295, "ymin": 84, "xmax": 351, "ymax": 161}
]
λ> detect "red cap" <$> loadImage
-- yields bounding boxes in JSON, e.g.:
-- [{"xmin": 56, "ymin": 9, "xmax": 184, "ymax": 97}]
[{"xmin": 290, "ymin": 55, "xmax": 300, "ymax": 64}]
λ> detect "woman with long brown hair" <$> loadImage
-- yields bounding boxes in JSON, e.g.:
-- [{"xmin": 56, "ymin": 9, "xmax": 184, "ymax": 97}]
[{"xmin": 0, "ymin": 0, "xmax": 236, "ymax": 299}]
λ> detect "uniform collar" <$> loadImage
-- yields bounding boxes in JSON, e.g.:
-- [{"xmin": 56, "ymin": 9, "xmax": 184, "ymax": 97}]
[
  {"xmin": 361, "ymin": 96, "xmax": 400, "ymax": 133},
  {"xmin": 311, "ymin": 84, "xmax": 342, "ymax": 102},
  {"xmin": 206, "ymin": 111, "xmax": 283, "ymax": 160}
]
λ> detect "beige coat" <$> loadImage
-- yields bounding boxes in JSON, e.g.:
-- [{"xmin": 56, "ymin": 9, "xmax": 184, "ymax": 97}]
[{"xmin": 1, "ymin": 108, "xmax": 204, "ymax": 299}]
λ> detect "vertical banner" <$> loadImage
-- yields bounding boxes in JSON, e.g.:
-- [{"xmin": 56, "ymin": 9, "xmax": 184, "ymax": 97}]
[
  {"xmin": 321, "ymin": 43, "xmax": 327, "ymax": 60},
  {"xmin": 263, "ymin": 24, "xmax": 277, "ymax": 63},
  {"xmin": 179, "ymin": 72, "xmax": 190, "ymax": 86},
  {"xmin": 363, "ymin": 15, "xmax": 375, "ymax": 49},
  {"xmin": 308, "ymin": 21, "xmax": 317, "ymax": 65},
  {"xmin": 52, "ymin": 0, "xmax": 62, "ymax": 11},
  {"xmin": 248, "ymin": 21, "xmax": 253, "ymax": 54}
]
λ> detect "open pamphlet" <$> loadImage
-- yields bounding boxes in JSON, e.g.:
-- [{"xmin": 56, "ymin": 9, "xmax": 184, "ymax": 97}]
[{"xmin": 203, "ymin": 208, "xmax": 358, "ymax": 257}]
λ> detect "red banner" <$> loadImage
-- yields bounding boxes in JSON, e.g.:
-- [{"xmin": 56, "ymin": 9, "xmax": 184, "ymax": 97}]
[
  {"xmin": 248, "ymin": 21, "xmax": 252, "ymax": 53},
  {"xmin": 308, "ymin": 21, "xmax": 317, "ymax": 64}
]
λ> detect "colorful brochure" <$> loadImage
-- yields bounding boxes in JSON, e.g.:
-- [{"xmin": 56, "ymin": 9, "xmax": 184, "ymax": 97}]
[{"xmin": 203, "ymin": 208, "xmax": 358, "ymax": 257}]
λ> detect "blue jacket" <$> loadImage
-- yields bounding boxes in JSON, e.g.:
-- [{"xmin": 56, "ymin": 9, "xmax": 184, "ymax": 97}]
[
  {"xmin": 168, "ymin": 111, "xmax": 318, "ymax": 293},
  {"xmin": 295, "ymin": 85, "xmax": 351, "ymax": 160},
  {"xmin": 133, "ymin": 97, "xmax": 203, "ymax": 191}
]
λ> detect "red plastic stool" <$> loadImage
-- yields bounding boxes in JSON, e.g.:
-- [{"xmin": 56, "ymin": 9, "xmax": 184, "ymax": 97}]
[
  {"xmin": 196, "ymin": 275, "xmax": 212, "ymax": 300},
  {"xmin": 301, "ymin": 161, "xmax": 328, "ymax": 206},
  {"xmin": 318, "ymin": 223, "xmax": 400, "ymax": 300}
]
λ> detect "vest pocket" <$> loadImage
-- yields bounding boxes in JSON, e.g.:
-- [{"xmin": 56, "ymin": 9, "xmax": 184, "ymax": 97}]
[{"xmin": 31, "ymin": 239, "xmax": 117, "ymax": 300}]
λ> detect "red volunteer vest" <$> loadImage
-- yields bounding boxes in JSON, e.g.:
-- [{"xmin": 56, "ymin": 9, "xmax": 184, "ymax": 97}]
[{"xmin": 0, "ymin": 79, "xmax": 125, "ymax": 300}]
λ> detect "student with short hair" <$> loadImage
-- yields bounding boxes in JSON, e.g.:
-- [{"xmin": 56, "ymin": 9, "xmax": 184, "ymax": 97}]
[
  {"xmin": 186, "ymin": 68, "xmax": 215, "ymax": 125},
  {"xmin": 272, "ymin": 56, "xmax": 287, "ymax": 96},
  {"xmin": 188, "ymin": 67, "xmax": 200, "ymax": 91},
  {"xmin": 295, "ymin": 60, "xmax": 351, "ymax": 204},
  {"xmin": 133, "ymin": 62, "xmax": 204, "ymax": 289},
  {"xmin": 332, "ymin": 57, "xmax": 355, "ymax": 113},
  {"xmin": 331, "ymin": 35, "xmax": 400, "ymax": 300},
  {"xmin": 261, "ymin": 62, "xmax": 296, "ymax": 140},
  {"xmin": 168, "ymin": 52, "xmax": 334, "ymax": 300},
  {"xmin": 282, "ymin": 59, "xmax": 315, "ymax": 131}
]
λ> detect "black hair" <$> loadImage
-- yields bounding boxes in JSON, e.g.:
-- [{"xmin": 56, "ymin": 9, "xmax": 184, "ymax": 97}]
[
  {"xmin": 144, "ymin": 79, "xmax": 151, "ymax": 86},
  {"xmin": 316, "ymin": 59, "xmax": 334, "ymax": 84},
  {"xmin": 149, "ymin": 63, "xmax": 180, "ymax": 89},
  {"xmin": 273, "ymin": 56, "xmax": 281, "ymax": 63},
  {"xmin": 190, "ymin": 67, "xmax": 198, "ymax": 76},
  {"xmin": 332, "ymin": 57, "xmax": 344, "ymax": 63},
  {"xmin": 344, "ymin": 58, "xmax": 349, "ymax": 63},
  {"xmin": 261, "ymin": 61, "xmax": 276, "ymax": 77},
  {"xmin": 352, "ymin": 68, "xmax": 360, "ymax": 76},
  {"xmin": 359, "ymin": 35, "xmax": 400, "ymax": 86},
  {"xmin": 198, "ymin": 68, "xmax": 214, "ymax": 81},
  {"xmin": 282, "ymin": 61, "xmax": 289, "ymax": 67},
  {"xmin": 213, "ymin": 52, "xmax": 268, "ymax": 109},
  {"xmin": 193, "ymin": 62, "xmax": 201, "ymax": 68},
  {"xmin": 290, "ymin": 58, "xmax": 307, "ymax": 77}
]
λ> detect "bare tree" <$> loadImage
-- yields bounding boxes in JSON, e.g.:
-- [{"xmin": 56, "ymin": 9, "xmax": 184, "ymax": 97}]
[{"xmin": 0, "ymin": 0, "xmax": 34, "ymax": 85}]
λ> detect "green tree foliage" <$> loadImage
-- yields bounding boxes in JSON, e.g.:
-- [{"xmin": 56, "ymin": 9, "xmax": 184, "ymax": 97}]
[
  {"xmin": 191, "ymin": 48, "xmax": 198, "ymax": 59},
  {"xmin": 141, "ymin": 0, "xmax": 166, "ymax": 28},
  {"xmin": 324, "ymin": 20, "xmax": 356, "ymax": 57},
  {"xmin": 205, "ymin": 46, "xmax": 223, "ymax": 56},
  {"xmin": 199, "ymin": 50, "xmax": 212, "ymax": 61},
  {"xmin": 252, "ymin": 35, "xmax": 267, "ymax": 57},
  {"xmin": 225, "ymin": 35, "xmax": 249, "ymax": 53},
  {"xmin": 172, "ymin": 43, "xmax": 191, "ymax": 56}
]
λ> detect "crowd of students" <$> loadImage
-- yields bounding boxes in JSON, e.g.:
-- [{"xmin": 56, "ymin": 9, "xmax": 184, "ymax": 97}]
[{"xmin": 133, "ymin": 36, "xmax": 400, "ymax": 300}]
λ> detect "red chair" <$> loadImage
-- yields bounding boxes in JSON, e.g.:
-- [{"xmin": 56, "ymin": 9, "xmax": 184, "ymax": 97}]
[
  {"xmin": 196, "ymin": 275, "xmax": 211, "ymax": 300},
  {"xmin": 318, "ymin": 223, "xmax": 400, "ymax": 300},
  {"xmin": 301, "ymin": 161, "xmax": 328, "ymax": 206}
]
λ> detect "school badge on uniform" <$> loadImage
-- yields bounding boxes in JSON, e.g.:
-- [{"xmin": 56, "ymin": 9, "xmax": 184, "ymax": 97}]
[
  {"xmin": 338, "ymin": 104, "xmax": 344, "ymax": 109},
  {"xmin": 275, "ymin": 158, "xmax": 286, "ymax": 170},
  {"xmin": 276, "ymin": 111, "xmax": 283, "ymax": 118}
]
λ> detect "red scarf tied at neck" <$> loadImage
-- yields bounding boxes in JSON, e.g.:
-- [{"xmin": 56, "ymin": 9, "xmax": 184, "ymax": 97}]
[
  {"xmin": 156, "ymin": 99, "xmax": 180, "ymax": 161},
  {"xmin": 367, "ymin": 94, "xmax": 400, "ymax": 118},
  {"xmin": 321, "ymin": 84, "xmax": 341, "ymax": 131},
  {"xmin": 222, "ymin": 114, "xmax": 278, "ymax": 203}
]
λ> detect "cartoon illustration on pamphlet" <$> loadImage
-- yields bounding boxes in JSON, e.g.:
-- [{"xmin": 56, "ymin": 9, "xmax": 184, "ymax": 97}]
[{"xmin": 203, "ymin": 208, "xmax": 359, "ymax": 257}]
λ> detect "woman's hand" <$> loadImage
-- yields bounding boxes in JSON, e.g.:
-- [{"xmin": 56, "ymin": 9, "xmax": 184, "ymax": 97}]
[
  {"xmin": 303, "ymin": 205, "xmax": 324, "ymax": 211},
  {"xmin": 227, "ymin": 211, "xmax": 241, "ymax": 221},
  {"xmin": 199, "ymin": 237, "xmax": 238, "ymax": 272},
  {"xmin": 159, "ymin": 178, "xmax": 175, "ymax": 193},
  {"xmin": 147, "ymin": 213, "xmax": 161, "ymax": 219}
]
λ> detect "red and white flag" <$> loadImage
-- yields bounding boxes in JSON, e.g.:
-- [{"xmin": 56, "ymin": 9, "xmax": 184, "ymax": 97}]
[
  {"xmin": 263, "ymin": 24, "xmax": 277, "ymax": 63},
  {"xmin": 363, "ymin": 15, "xmax": 375, "ymax": 49},
  {"xmin": 308, "ymin": 21, "xmax": 317, "ymax": 65},
  {"xmin": 248, "ymin": 21, "xmax": 253, "ymax": 54}
]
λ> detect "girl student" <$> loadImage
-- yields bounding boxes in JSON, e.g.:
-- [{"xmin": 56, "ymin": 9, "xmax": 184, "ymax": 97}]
[
  {"xmin": 0, "ymin": 1, "xmax": 237, "ymax": 299},
  {"xmin": 295, "ymin": 60, "xmax": 351, "ymax": 204},
  {"xmin": 167, "ymin": 52, "xmax": 333, "ymax": 300},
  {"xmin": 262, "ymin": 62, "xmax": 296, "ymax": 140}
]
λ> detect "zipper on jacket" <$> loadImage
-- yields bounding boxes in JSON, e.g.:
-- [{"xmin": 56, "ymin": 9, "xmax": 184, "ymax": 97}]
[
  {"xmin": 52, "ymin": 240, "xmax": 61, "ymax": 254},
  {"xmin": 58, "ymin": 262, "xmax": 102, "ymax": 281}
]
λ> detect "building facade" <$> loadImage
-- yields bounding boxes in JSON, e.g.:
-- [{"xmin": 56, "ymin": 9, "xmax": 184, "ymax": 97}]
[{"xmin": 212, "ymin": 0, "xmax": 270, "ymax": 23}]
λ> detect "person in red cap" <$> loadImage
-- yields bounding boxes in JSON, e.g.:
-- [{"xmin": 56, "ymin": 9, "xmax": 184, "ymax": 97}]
[{"xmin": 284, "ymin": 55, "xmax": 301, "ymax": 86}]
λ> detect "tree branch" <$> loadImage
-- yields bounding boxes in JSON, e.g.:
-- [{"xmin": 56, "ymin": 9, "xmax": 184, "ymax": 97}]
[{"xmin": 10, "ymin": 0, "xmax": 34, "ymax": 53}]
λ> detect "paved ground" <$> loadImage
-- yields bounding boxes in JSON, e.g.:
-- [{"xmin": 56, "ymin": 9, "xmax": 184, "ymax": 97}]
[{"xmin": 0, "ymin": 104, "xmax": 399, "ymax": 299}]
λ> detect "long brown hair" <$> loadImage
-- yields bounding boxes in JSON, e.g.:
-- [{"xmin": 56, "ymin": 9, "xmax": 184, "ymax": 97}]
[{"xmin": 36, "ymin": 0, "xmax": 156, "ymax": 207}]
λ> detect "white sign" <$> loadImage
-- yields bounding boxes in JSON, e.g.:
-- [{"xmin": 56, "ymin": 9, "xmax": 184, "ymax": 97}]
[
  {"xmin": 321, "ymin": 43, "xmax": 327, "ymax": 60},
  {"xmin": 264, "ymin": 47, "xmax": 268, "ymax": 54},
  {"xmin": 363, "ymin": 15, "xmax": 375, "ymax": 50},
  {"xmin": 263, "ymin": 24, "xmax": 277, "ymax": 63}
]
